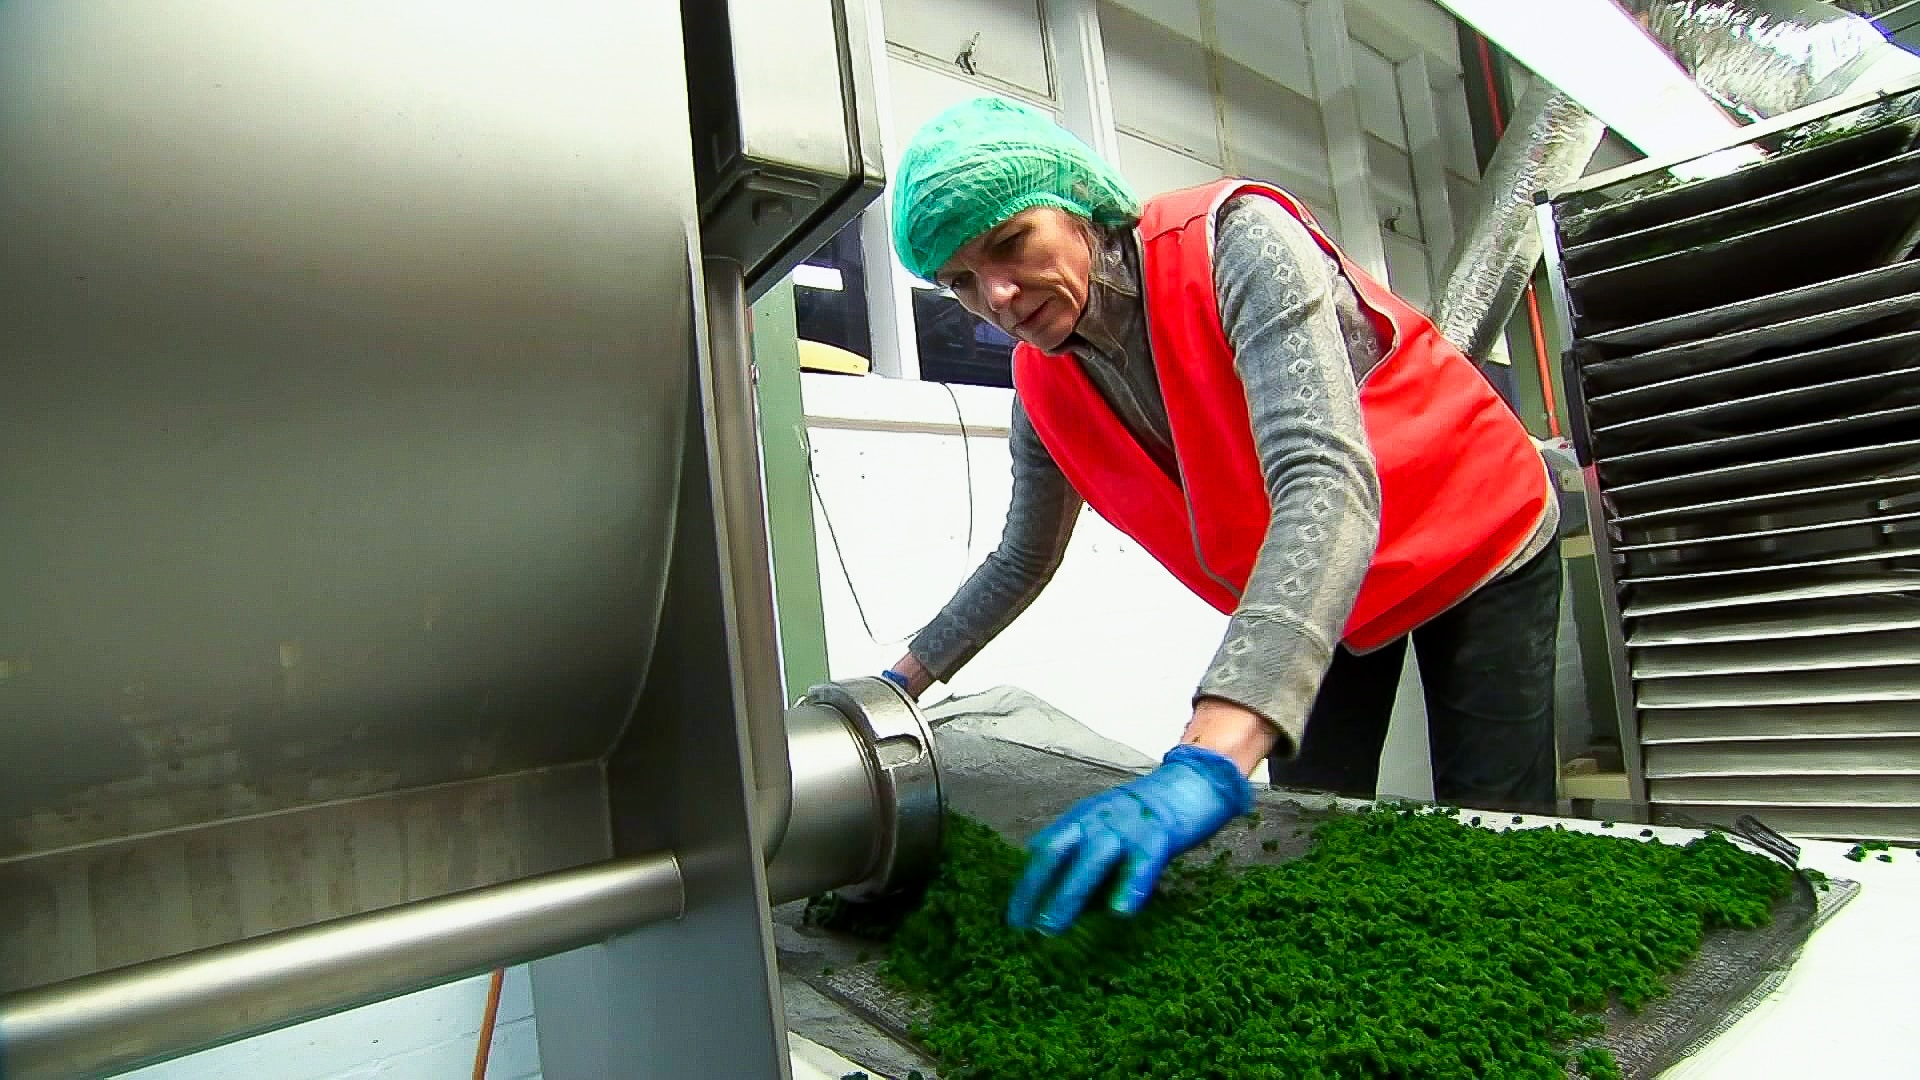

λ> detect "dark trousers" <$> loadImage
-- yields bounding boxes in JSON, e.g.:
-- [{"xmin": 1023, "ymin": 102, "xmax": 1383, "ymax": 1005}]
[{"xmin": 1268, "ymin": 543, "xmax": 1562, "ymax": 813}]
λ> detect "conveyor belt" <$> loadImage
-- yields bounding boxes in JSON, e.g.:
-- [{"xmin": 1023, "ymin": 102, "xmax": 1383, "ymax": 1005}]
[{"xmin": 774, "ymin": 729, "xmax": 1835, "ymax": 1080}]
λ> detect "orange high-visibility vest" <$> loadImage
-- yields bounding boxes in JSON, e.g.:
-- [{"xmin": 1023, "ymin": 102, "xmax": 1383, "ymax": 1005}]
[{"xmin": 1012, "ymin": 179, "xmax": 1548, "ymax": 650}]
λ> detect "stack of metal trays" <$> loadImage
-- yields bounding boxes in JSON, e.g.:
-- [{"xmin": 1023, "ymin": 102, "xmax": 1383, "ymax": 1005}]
[{"xmin": 1547, "ymin": 104, "xmax": 1920, "ymax": 841}]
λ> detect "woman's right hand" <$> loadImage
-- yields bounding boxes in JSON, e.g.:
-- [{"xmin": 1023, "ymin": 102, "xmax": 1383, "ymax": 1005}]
[{"xmin": 882, "ymin": 653, "xmax": 935, "ymax": 699}]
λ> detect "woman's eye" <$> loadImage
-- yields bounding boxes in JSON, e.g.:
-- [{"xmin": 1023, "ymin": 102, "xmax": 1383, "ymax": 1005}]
[{"xmin": 991, "ymin": 231, "xmax": 1023, "ymax": 256}]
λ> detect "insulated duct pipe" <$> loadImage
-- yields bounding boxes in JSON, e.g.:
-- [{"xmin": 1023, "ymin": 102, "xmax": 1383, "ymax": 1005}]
[
  {"xmin": 1621, "ymin": 0, "xmax": 1920, "ymax": 120},
  {"xmin": 1435, "ymin": 0, "xmax": 1920, "ymax": 367},
  {"xmin": 1432, "ymin": 84, "xmax": 1608, "ymax": 364},
  {"xmin": 0, "ymin": 678, "xmax": 941, "ymax": 1080}
]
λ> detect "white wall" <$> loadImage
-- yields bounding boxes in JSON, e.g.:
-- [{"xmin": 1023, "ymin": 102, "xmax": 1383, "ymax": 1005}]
[
  {"xmin": 115, "ymin": 968, "xmax": 541, "ymax": 1080},
  {"xmin": 803, "ymin": 374, "xmax": 1226, "ymax": 756}
]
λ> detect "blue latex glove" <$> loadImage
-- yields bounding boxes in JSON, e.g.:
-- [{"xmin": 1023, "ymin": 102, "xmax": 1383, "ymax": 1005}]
[
  {"xmin": 880, "ymin": 669, "xmax": 912, "ymax": 692},
  {"xmin": 1007, "ymin": 744, "xmax": 1254, "ymax": 935}
]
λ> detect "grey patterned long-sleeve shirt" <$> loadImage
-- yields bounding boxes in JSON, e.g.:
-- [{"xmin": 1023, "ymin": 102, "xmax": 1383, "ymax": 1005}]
[{"xmin": 907, "ymin": 195, "xmax": 1555, "ymax": 754}]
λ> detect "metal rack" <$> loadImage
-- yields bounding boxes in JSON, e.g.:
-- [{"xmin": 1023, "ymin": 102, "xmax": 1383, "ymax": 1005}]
[{"xmin": 1539, "ymin": 79, "xmax": 1920, "ymax": 841}]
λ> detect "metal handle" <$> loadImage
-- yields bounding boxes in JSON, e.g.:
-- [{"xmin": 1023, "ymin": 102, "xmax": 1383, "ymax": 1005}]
[
  {"xmin": 0, "ymin": 853, "xmax": 684, "ymax": 1080},
  {"xmin": 701, "ymin": 255, "xmax": 796, "ymax": 860}
]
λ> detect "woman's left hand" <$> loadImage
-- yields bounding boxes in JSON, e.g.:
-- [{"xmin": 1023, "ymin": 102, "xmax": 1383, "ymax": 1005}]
[{"xmin": 1006, "ymin": 743, "xmax": 1253, "ymax": 935}]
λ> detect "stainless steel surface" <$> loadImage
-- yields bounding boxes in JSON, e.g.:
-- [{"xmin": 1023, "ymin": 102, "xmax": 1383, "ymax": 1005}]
[
  {"xmin": 1638, "ymin": 667, "xmax": 1920, "ymax": 708},
  {"xmin": 1646, "ymin": 737, "xmax": 1920, "ymax": 776},
  {"xmin": 0, "ymin": 0, "xmax": 694, "ymax": 979},
  {"xmin": 1657, "ymin": 803, "xmax": 1920, "ymax": 840},
  {"xmin": 1623, "ymin": 576, "xmax": 1920, "ymax": 618},
  {"xmin": 1539, "ymin": 199, "xmax": 1649, "ymax": 810},
  {"xmin": 0, "ymin": 852, "xmax": 685, "ymax": 1080},
  {"xmin": 1585, "ymin": 259, "xmax": 1920, "ymax": 354},
  {"xmin": 1642, "ymin": 700, "xmax": 1920, "ymax": 742},
  {"xmin": 686, "ymin": 0, "xmax": 885, "ymax": 299},
  {"xmin": 702, "ymin": 255, "xmax": 795, "ymax": 863},
  {"xmin": 0, "ymin": 3, "xmax": 900, "ymax": 1075},
  {"xmin": 1631, "ymin": 629, "xmax": 1920, "ymax": 677},
  {"xmin": 1431, "ymin": 83, "xmax": 1604, "ymax": 362},
  {"xmin": 1620, "ymin": 539, "xmax": 1920, "ymax": 584},
  {"xmin": 764, "ymin": 677, "xmax": 943, "ymax": 904},
  {"xmin": 534, "ymin": 257, "xmax": 794, "ymax": 1080},
  {"xmin": 1609, "ymin": 438, "xmax": 1920, "ymax": 509},
  {"xmin": 1631, "ymin": 596, "xmax": 1920, "ymax": 646},
  {"xmin": 797, "ymin": 677, "xmax": 944, "ymax": 902},
  {"xmin": 1616, "ymin": 474, "xmax": 1920, "ymax": 527},
  {"xmin": 0, "ymin": 764, "xmax": 615, "ymax": 997}
]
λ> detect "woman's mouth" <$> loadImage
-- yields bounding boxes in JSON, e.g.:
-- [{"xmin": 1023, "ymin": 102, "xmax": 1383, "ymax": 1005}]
[{"xmin": 1013, "ymin": 300, "xmax": 1049, "ymax": 334}]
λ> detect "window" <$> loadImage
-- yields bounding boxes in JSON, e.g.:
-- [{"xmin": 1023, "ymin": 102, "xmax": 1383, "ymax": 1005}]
[
  {"xmin": 793, "ymin": 219, "xmax": 871, "ymax": 360},
  {"xmin": 912, "ymin": 288, "xmax": 1016, "ymax": 387}
]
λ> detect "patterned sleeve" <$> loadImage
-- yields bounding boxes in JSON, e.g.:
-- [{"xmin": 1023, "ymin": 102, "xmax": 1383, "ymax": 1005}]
[
  {"xmin": 1195, "ymin": 196, "xmax": 1384, "ymax": 754},
  {"xmin": 907, "ymin": 399, "xmax": 1083, "ymax": 682}
]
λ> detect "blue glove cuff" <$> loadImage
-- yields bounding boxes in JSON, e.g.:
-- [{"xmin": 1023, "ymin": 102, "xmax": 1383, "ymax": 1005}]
[
  {"xmin": 1161, "ymin": 744, "xmax": 1257, "ymax": 817},
  {"xmin": 880, "ymin": 669, "xmax": 911, "ymax": 691}
]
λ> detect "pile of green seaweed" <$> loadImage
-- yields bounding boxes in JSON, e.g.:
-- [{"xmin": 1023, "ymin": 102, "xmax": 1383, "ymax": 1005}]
[{"xmin": 808, "ymin": 806, "xmax": 1792, "ymax": 1080}]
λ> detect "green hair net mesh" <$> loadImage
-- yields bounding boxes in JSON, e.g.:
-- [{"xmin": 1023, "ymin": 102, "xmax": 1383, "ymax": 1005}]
[{"xmin": 891, "ymin": 96, "xmax": 1140, "ymax": 282}]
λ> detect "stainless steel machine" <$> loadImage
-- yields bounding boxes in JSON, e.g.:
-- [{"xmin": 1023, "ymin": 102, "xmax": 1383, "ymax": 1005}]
[
  {"xmin": 1538, "ymin": 78, "xmax": 1920, "ymax": 841},
  {"xmin": 0, "ymin": 3, "xmax": 936, "ymax": 1076}
]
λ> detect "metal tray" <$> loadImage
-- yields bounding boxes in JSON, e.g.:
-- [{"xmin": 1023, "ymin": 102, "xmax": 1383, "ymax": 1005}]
[
  {"xmin": 775, "ymin": 729, "xmax": 1834, "ymax": 1080},
  {"xmin": 1606, "ymin": 440, "xmax": 1920, "ymax": 513},
  {"xmin": 1597, "ymin": 405, "xmax": 1920, "ymax": 488},
  {"xmin": 1622, "ymin": 574, "xmax": 1920, "ymax": 619},
  {"xmin": 1620, "ymin": 538, "xmax": 1920, "ymax": 586},
  {"xmin": 1567, "ymin": 181, "xmax": 1920, "ymax": 334},
  {"xmin": 1641, "ymin": 700, "xmax": 1920, "ymax": 743},
  {"xmin": 1637, "ymin": 666, "xmax": 1920, "ymax": 709},
  {"xmin": 1588, "ymin": 326, "xmax": 1920, "ymax": 422},
  {"xmin": 1564, "ymin": 149, "xmax": 1920, "ymax": 277},
  {"xmin": 1616, "ymin": 503, "xmax": 1920, "ymax": 577},
  {"xmin": 1629, "ymin": 594, "xmax": 1920, "ymax": 647},
  {"xmin": 1631, "ymin": 629, "xmax": 1920, "ymax": 679},
  {"xmin": 1617, "ymin": 506, "xmax": 1920, "ymax": 555},
  {"xmin": 1583, "ymin": 260, "xmax": 1920, "ymax": 359},
  {"xmin": 1560, "ymin": 121, "xmax": 1916, "ymax": 245},
  {"xmin": 1592, "ymin": 363, "xmax": 1920, "ymax": 457},
  {"xmin": 1615, "ymin": 473, "xmax": 1920, "ymax": 529}
]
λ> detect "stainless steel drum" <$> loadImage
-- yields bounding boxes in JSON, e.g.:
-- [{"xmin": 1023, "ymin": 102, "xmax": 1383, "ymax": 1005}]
[{"xmin": 0, "ymin": 3, "xmax": 910, "ymax": 1077}]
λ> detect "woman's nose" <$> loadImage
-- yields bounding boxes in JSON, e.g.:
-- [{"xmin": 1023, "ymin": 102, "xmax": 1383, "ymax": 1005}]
[{"xmin": 982, "ymin": 276, "xmax": 1018, "ymax": 313}]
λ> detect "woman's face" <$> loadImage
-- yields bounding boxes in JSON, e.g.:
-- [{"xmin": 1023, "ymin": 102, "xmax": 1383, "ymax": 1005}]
[{"xmin": 934, "ymin": 207, "xmax": 1092, "ymax": 353}]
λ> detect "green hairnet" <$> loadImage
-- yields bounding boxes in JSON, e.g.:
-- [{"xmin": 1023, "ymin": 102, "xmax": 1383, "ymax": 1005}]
[{"xmin": 891, "ymin": 96, "xmax": 1140, "ymax": 282}]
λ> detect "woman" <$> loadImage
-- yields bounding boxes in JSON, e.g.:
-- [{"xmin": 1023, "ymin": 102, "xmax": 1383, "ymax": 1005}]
[{"xmin": 880, "ymin": 97, "xmax": 1561, "ymax": 936}]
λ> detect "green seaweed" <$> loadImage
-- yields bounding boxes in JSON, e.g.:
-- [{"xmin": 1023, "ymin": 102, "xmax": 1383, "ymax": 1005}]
[{"xmin": 815, "ymin": 808, "xmax": 1790, "ymax": 1078}]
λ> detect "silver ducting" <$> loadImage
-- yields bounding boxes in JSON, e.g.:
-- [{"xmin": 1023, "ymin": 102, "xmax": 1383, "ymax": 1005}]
[
  {"xmin": 1433, "ymin": 85, "xmax": 1607, "ymax": 362},
  {"xmin": 1620, "ymin": 0, "xmax": 1920, "ymax": 120},
  {"xmin": 1436, "ymin": 0, "xmax": 1920, "ymax": 368}
]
